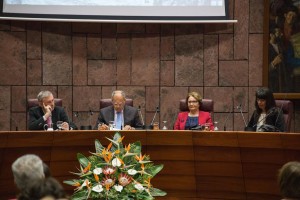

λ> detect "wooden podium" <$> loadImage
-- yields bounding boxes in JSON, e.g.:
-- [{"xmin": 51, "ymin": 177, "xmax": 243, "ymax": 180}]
[{"xmin": 0, "ymin": 130, "xmax": 299, "ymax": 199}]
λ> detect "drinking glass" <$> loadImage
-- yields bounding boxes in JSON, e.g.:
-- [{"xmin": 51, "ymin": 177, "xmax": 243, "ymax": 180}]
[
  {"xmin": 162, "ymin": 120, "xmax": 168, "ymax": 130},
  {"xmin": 214, "ymin": 121, "xmax": 219, "ymax": 131},
  {"xmin": 109, "ymin": 121, "xmax": 115, "ymax": 130},
  {"xmin": 56, "ymin": 121, "xmax": 63, "ymax": 131},
  {"xmin": 153, "ymin": 122, "xmax": 159, "ymax": 130}
]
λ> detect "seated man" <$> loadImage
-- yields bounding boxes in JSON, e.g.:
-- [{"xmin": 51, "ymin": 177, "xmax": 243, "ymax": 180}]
[
  {"xmin": 28, "ymin": 90, "xmax": 77, "ymax": 130},
  {"xmin": 95, "ymin": 90, "xmax": 142, "ymax": 130}
]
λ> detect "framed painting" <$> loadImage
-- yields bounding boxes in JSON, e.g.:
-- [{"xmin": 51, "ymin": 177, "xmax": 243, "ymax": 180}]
[{"xmin": 263, "ymin": 0, "xmax": 300, "ymax": 99}]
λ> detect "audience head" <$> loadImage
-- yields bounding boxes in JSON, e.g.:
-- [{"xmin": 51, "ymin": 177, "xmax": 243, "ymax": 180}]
[
  {"xmin": 11, "ymin": 154, "xmax": 45, "ymax": 191},
  {"xmin": 278, "ymin": 161, "xmax": 300, "ymax": 199},
  {"xmin": 43, "ymin": 163, "xmax": 51, "ymax": 178},
  {"xmin": 254, "ymin": 87, "xmax": 276, "ymax": 113},
  {"xmin": 37, "ymin": 91, "xmax": 55, "ymax": 110},
  {"xmin": 111, "ymin": 90, "xmax": 126, "ymax": 112},
  {"xmin": 186, "ymin": 92, "xmax": 202, "ymax": 112},
  {"xmin": 17, "ymin": 177, "xmax": 67, "ymax": 200}
]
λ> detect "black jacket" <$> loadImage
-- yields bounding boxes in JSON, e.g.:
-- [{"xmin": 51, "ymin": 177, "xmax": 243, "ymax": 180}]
[
  {"xmin": 94, "ymin": 105, "xmax": 142, "ymax": 130},
  {"xmin": 28, "ymin": 106, "xmax": 77, "ymax": 130},
  {"xmin": 246, "ymin": 107, "xmax": 285, "ymax": 132}
]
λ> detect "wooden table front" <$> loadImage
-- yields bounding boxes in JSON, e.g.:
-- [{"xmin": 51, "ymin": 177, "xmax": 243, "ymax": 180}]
[{"xmin": 0, "ymin": 130, "xmax": 299, "ymax": 200}]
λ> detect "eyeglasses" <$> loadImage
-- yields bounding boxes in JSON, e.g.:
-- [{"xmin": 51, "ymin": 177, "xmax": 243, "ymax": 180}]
[
  {"xmin": 113, "ymin": 102, "xmax": 124, "ymax": 106},
  {"xmin": 188, "ymin": 101, "xmax": 199, "ymax": 104}
]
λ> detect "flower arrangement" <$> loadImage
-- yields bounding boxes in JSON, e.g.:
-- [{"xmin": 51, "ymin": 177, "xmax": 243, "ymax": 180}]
[{"xmin": 64, "ymin": 132, "xmax": 167, "ymax": 200}]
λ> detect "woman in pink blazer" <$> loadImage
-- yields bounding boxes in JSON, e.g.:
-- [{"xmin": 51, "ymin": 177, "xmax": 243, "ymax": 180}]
[{"xmin": 174, "ymin": 92, "xmax": 214, "ymax": 130}]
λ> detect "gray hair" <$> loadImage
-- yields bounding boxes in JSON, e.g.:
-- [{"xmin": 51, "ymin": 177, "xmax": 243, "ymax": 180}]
[
  {"xmin": 111, "ymin": 90, "xmax": 126, "ymax": 100},
  {"xmin": 37, "ymin": 91, "xmax": 53, "ymax": 102},
  {"xmin": 11, "ymin": 154, "xmax": 45, "ymax": 190}
]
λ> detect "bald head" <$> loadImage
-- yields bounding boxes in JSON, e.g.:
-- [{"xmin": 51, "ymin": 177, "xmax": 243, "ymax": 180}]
[{"xmin": 111, "ymin": 90, "xmax": 126, "ymax": 112}]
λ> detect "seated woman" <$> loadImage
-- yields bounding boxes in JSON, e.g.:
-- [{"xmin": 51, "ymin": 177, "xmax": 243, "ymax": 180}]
[
  {"xmin": 246, "ymin": 87, "xmax": 285, "ymax": 132},
  {"xmin": 174, "ymin": 92, "xmax": 214, "ymax": 130}
]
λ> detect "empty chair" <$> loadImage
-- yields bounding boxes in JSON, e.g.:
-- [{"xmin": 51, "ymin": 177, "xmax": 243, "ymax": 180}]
[{"xmin": 275, "ymin": 100, "xmax": 294, "ymax": 132}]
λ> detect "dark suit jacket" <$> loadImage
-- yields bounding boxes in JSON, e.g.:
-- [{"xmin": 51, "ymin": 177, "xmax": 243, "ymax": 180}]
[
  {"xmin": 246, "ymin": 107, "xmax": 285, "ymax": 132},
  {"xmin": 94, "ymin": 105, "xmax": 142, "ymax": 129},
  {"xmin": 173, "ymin": 111, "xmax": 213, "ymax": 130},
  {"xmin": 28, "ymin": 106, "xmax": 77, "ymax": 130}
]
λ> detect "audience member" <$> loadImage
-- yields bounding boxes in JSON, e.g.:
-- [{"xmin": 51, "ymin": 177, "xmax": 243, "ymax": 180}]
[
  {"xmin": 11, "ymin": 154, "xmax": 45, "ymax": 192},
  {"xmin": 246, "ymin": 87, "xmax": 285, "ymax": 132},
  {"xmin": 278, "ymin": 161, "xmax": 300, "ymax": 199},
  {"xmin": 174, "ymin": 91, "xmax": 214, "ymax": 130},
  {"xmin": 28, "ymin": 90, "xmax": 77, "ymax": 130},
  {"xmin": 17, "ymin": 177, "xmax": 68, "ymax": 200},
  {"xmin": 94, "ymin": 90, "xmax": 142, "ymax": 130},
  {"xmin": 95, "ymin": 90, "xmax": 142, "ymax": 130}
]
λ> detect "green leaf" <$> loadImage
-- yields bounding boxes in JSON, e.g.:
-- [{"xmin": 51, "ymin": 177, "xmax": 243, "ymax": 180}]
[
  {"xmin": 148, "ymin": 164, "xmax": 164, "ymax": 177},
  {"xmin": 95, "ymin": 139, "xmax": 103, "ymax": 153},
  {"xmin": 77, "ymin": 153, "xmax": 90, "ymax": 167},
  {"xmin": 63, "ymin": 180, "xmax": 78, "ymax": 186},
  {"xmin": 149, "ymin": 188, "xmax": 167, "ymax": 197},
  {"xmin": 71, "ymin": 190, "xmax": 89, "ymax": 200}
]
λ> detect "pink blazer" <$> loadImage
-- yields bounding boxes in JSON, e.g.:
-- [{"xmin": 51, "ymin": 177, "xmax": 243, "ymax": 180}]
[{"xmin": 174, "ymin": 111, "xmax": 214, "ymax": 130}]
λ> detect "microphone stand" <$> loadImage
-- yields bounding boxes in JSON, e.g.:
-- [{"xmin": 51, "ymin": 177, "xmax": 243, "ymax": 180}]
[
  {"xmin": 237, "ymin": 104, "xmax": 247, "ymax": 127},
  {"xmin": 223, "ymin": 109, "xmax": 231, "ymax": 131},
  {"xmin": 137, "ymin": 106, "xmax": 145, "ymax": 129},
  {"xmin": 148, "ymin": 106, "xmax": 159, "ymax": 130},
  {"xmin": 223, "ymin": 96, "xmax": 234, "ymax": 131}
]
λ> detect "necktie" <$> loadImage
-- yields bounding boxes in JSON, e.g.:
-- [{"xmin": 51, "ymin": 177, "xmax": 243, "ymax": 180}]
[
  {"xmin": 47, "ymin": 116, "xmax": 52, "ymax": 127},
  {"xmin": 115, "ymin": 112, "xmax": 122, "ymax": 130}
]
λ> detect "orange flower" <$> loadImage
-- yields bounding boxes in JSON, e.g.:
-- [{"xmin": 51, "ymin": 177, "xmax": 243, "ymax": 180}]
[
  {"xmin": 144, "ymin": 177, "xmax": 152, "ymax": 189},
  {"xmin": 135, "ymin": 153, "xmax": 145, "ymax": 162},
  {"xmin": 107, "ymin": 142, "xmax": 112, "ymax": 151},
  {"xmin": 118, "ymin": 136, "xmax": 125, "ymax": 143},
  {"xmin": 103, "ymin": 152, "xmax": 112, "ymax": 163},
  {"xmin": 72, "ymin": 182, "xmax": 81, "ymax": 187},
  {"xmin": 125, "ymin": 144, "xmax": 131, "ymax": 153},
  {"xmin": 94, "ymin": 173, "xmax": 99, "ymax": 182},
  {"xmin": 82, "ymin": 162, "xmax": 91, "ymax": 174}
]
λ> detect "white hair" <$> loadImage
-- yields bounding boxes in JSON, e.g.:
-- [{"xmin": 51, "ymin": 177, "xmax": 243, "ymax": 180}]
[
  {"xmin": 11, "ymin": 154, "xmax": 45, "ymax": 190},
  {"xmin": 37, "ymin": 91, "xmax": 53, "ymax": 102}
]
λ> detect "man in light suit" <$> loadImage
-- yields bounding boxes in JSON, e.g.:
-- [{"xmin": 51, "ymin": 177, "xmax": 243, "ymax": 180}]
[
  {"xmin": 28, "ymin": 90, "xmax": 77, "ymax": 130},
  {"xmin": 95, "ymin": 90, "xmax": 142, "ymax": 130}
]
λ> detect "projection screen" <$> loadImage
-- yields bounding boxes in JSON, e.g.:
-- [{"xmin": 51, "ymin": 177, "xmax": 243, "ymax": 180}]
[{"xmin": 0, "ymin": 0, "xmax": 232, "ymax": 23}]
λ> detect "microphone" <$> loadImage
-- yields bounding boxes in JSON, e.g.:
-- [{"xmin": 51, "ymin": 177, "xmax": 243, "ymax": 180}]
[
  {"xmin": 223, "ymin": 96, "xmax": 234, "ymax": 131},
  {"xmin": 223, "ymin": 108, "xmax": 232, "ymax": 131},
  {"xmin": 149, "ymin": 106, "xmax": 160, "ymax": 129},
  {"xmin": 236, "ymin": 104, "xmax": 247, "ymax": 127},
  {"xmin": 137, "ymin": 105, "xmax": 145, "ymax": 129},
  {"xmin": 251, "ymin": 107, "xmax": 277, "ymax": 132},
  {"xmin": 10, "ymin": 116, "xmax": 18, "ymax": 131}
]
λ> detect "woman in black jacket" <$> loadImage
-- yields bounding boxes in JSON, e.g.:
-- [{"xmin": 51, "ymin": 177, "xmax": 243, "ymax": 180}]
[{"xmin": 246, "ymin": 87, "xmax": 285, "ymax": 132}]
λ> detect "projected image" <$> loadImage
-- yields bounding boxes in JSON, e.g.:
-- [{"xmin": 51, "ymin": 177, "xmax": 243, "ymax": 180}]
[
  {"xmin": 5, "ymin": 0, "xmax": 223, "ymax": 6},
  {"xmin": 2, "ymin": 0, "xmax": 228, "ymax": 21}
]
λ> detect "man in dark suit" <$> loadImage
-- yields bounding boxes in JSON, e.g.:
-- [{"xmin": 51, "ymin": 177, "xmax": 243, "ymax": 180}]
[
  {"xmin": 28, "ymin": 90, "xmax": 77, "ymax": 130},
  {"xmin": 95, "ymin": 90, "xmax": 142, "ymax": 130}
]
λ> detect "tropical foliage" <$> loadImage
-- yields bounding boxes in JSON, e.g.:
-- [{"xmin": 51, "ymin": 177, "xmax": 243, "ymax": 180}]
[{"xmin": 64, "ymin": 132, "xmax": 166, "ymax": 200}]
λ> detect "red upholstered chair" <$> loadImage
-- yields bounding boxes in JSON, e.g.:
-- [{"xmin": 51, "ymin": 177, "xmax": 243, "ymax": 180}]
[
  {"xmin": 99, "ymin": 99, "xmax": 133, "ymax": 109},
  {"xmin": 27, "ymin": 98, "xmax": 63, "ymax": 109},
  {"xmin": 179, "ymin": 99, "xmax": 214, "ymax": 114},
  {"xmin": 275, "ymin": 100, "xmax": 293, "ymax": 132}
]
